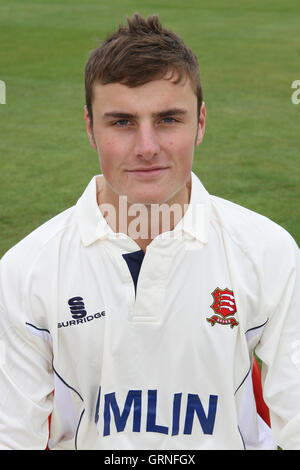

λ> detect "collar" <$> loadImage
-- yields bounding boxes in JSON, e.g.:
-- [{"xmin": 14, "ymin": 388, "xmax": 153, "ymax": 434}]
[{"xmin": 75, "ymin": 171, "xmax": 210, "ymax": 247}]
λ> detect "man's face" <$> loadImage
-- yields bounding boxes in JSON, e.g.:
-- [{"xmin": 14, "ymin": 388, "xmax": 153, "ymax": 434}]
[{"xmin": 85, "ymin": 74, "xmax": 206, "ymax": 207}]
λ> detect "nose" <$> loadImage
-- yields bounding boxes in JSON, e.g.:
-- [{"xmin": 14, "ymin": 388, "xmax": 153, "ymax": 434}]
[{"xmin": 134, "ymin": 123, "xmax": 161, "ymax": 160}]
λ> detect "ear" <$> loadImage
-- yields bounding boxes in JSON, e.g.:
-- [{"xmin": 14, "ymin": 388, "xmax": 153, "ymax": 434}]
[
  {"xmin": 195, "ymin": 102, "xmax": 206, "ymax": 146},
  {"xmin": 84, "ymin": 105, "xmax": 97, "ymax": 150}
]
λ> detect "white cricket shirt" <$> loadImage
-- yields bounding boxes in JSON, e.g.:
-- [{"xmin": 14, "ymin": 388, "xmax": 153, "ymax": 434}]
[{"xmin": 0, "ymin": 172, "xmax": 299, "ymax": 450}]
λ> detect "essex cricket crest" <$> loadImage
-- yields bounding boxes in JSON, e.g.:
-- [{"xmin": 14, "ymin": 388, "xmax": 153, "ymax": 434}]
[{"xmin": 206, "ymin": 287, "xmax": 239, "ymax": 328}]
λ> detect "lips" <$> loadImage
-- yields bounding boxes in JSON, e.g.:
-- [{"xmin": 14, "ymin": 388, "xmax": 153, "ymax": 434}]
[
  {"xmin": 126, "ymin": 167, "xmax": 169, "ymax": 178},
  {"xmin": 128, "ymin": 166, "xmax": 168, "ymax": 172}
]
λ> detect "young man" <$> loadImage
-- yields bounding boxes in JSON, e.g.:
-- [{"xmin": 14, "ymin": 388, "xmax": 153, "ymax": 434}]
[{"xmin": 0, "ymin": 13, "xmax": 299, "ymax": 450}]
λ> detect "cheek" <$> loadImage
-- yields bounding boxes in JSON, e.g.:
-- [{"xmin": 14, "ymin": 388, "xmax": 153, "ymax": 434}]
[
  {"xmin": 172, "ymin": 136, "xmax": 195, "ymax": 164},
  {"xmin": 164, "ymin": 126, "xmax": 195, "ymax": 153},
  {"xmin": 96, "ymin": 139, "xmax": 121, "ymax": 172}
]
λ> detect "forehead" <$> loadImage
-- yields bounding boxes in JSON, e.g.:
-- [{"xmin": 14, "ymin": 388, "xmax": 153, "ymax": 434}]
[{"xmin": 92, "ymin": 75, "xmax": 197, "ymax": 115}]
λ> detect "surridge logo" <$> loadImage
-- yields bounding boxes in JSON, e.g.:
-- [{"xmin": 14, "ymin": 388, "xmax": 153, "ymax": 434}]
[
  {"xmin": 57, "ymin": 296, "xmax": 105, "ymax": 328},
  {"xmin": 69, "ymin": 296, "xmax": 87, "ymax": 319}
]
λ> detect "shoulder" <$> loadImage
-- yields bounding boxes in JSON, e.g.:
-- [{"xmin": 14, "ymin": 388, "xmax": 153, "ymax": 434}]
[
  {"xmin": 209, "ymin": 195, "xmax": 298, "ymax": 260},
  {"xmin": 208, "ymin": 195, "xmax": 299, "ymax": 318},
  {"xmin": 0, "ymin": 205, "xmax": 81, "ymax": 327},
  {"xmin": 0, "ymin": 205, "xmax": 77, "ymax": 278}
]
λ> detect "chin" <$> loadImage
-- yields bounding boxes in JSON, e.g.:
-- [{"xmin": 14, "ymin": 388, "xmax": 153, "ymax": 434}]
[
  {"xmin": 129, "ymin": 196, "xmax": 164, "ymax": 206},
  {"xmin": 127, "ymin": 189, "xmax": 170, "ymax": 205}
]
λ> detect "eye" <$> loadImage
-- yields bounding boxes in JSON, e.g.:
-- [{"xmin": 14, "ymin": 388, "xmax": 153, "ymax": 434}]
[
  {"xmin": 113, "ymin": 119, "xmax": 131, "ymax": 127},
  {"xmin": 161, "ymin": 117, "xmax": 177, "ymax": 124}
]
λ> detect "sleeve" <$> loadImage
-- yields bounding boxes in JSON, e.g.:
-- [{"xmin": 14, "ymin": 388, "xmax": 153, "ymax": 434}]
[
  {"xmin": 0, "ymin": 249, "xmax": 54, "ymax": 450},
  {"xmin": 255, "ymin": 235, "xmax": 300, "ymax": 450}
]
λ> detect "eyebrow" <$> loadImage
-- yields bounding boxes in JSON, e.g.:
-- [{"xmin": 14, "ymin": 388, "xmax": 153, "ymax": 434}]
[{"xmin": 102, "ymin": 108, "xmax": 187, "ymax": 120}]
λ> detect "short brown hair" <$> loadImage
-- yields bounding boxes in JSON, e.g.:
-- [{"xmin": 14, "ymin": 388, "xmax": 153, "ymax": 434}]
[{"xmin": 84, "ymin": 13, "xmax": 203, "ymax": 125}]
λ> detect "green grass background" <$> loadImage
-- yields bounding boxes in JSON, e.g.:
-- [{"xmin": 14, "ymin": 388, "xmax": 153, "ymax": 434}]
[{"xmin": 0, "ymin": 0, "xmax": 299, "ymax": 257}]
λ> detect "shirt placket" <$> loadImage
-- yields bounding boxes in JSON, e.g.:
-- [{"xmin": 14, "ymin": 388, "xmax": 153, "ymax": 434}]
[{"xmin": 131, "ymin": 241, "xmax": 173, "ymax": 323}]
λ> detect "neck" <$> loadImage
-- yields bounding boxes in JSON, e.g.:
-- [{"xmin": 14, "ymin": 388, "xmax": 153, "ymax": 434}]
[{"xmin": 97, "ymin": 176, "xmax": 191, "ymax": 252}]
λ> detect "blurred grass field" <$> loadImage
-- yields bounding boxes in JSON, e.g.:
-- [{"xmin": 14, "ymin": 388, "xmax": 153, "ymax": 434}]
[{"xmin": 0, "ymin": 0, "xmax": 299, "ymax": 257}]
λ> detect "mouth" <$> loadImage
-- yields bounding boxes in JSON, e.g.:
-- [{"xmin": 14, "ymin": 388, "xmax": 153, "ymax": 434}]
[{"xmin": 126, "ymin": 167, "xmax": 170, "ymax": 179}]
